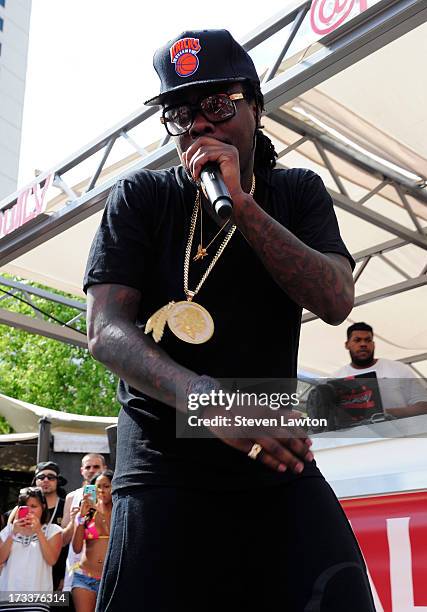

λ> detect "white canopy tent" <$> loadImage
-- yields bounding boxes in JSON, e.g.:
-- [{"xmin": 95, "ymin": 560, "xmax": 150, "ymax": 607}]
[
  {"xmin": 0, "ymin": 0, "xmax": 426, "ymax": 377},
  {"xmin": 0, "ymin": 393, "xmax": 114, "ymax": 490},
  {"xmin": 0, "ymin": 392, "xmax": 115, "ymax": 453}
]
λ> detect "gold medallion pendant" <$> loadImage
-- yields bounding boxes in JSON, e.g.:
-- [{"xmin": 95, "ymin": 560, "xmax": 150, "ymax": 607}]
[
  {"xmin": 168, "ymin": 301, "xmax": 214, "ymax": 344},
  {"xmin": 145, "ymin": 176, "xmax": 255, "ymax": 345},
  {"xmin": 144, "ymin": 300, "xmax": 214, "ymax": 344}
]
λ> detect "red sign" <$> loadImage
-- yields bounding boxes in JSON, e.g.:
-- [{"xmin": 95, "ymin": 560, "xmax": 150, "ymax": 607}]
[
  {"xmin": 342, "ymin": 492, "xmax": 427, "ymax": 611},
  {"xmin": 0, "ymin": 173, "xmax": 54, "ymax": 240}
]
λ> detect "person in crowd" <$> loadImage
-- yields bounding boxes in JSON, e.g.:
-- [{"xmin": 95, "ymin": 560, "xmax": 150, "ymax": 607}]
[
  {"xmin": 61, "ymin": 454, "xmax": 107, "ymax": 595},
  {"xmin": 31, "ymin": 462, "xmax": 68, "ymax": 590},
  {"xmin": 334, "ymin": 322, "xmax": 427, "ymax": 417},
  {"xmin": 71, "ymin": 471, "xmax": 113, "ymax": 612},
  {"xmin": 0, "ymin": 487, "xmax": 62, "ymax": 610},
  {"xmin": 84, "ymin": 28, "xmax": 375, "ymax": 611},
  {"xmin": 6, "ymin": 462, "xmax": 68, "ymax": 591}
]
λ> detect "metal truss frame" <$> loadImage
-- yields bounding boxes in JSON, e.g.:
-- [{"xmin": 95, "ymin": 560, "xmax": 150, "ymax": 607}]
[
  {"xmin": 398, "ymin": 352, "xmax": 427, "ymax": 376},
  {"xmin": 0, "ymin": 308, "xmax": 87, "ymax": 348},
  {"xmin": 273, "ymin": 107, "xmax": 427, "ymax": 344},
  {"xmin": 0, "ymin": 275, "xmax": 87, "ymax": 347},
  {"xmin": 0, "ymin": 0, "xmax": 426, "ymax": 360},
  {"xmin": 0, "ymin": 0, "xmax": 425, "ymax": 263}
]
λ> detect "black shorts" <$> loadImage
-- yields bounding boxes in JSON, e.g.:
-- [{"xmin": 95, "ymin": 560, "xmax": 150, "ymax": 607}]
[{"xmin": 96, "ymin": 477, "xmax": 375, "ymax": 612}]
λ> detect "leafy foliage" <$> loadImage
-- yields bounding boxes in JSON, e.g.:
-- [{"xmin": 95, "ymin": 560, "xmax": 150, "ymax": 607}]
[
  {"xmin": 0, "ymin": 276, "xmax": 119, "ymax": 417},
  {"xmin": 0, "ymin": 415, "xmax": 13, "ymax": 434}
]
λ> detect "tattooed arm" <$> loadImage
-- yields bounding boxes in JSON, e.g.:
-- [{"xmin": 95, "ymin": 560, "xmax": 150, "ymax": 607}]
[
  {"xmin": 86, "ymin": 284, "xmax": 199, "ymax": 412},
  {"xmin": 232, "ymin": 195, "xmax": 354, "ymax": 325},
  {"xmin": 86, "ymin": 283, "xmax": 313, "ymax": 473},
  {"xmin": 181, "ymin": 137, "xmax": 353, "ymax": 324}
]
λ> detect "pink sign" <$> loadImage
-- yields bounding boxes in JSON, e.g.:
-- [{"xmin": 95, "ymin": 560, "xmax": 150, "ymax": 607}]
[
  {"xmin": 310, "ymin": 0, "xmax": 368, "ymax": 35},
  {"xmin": 0, "ymin": 173, "xmax": 54, "ymax": 240}
]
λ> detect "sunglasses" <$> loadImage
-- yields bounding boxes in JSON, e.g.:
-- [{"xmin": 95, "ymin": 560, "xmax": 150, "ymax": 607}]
[
  {"xmin": 161, "ymin": 92, "xmax": 245, "ymax": 136},
  {"xmin": 36, "ymin": 474, "xmax": 58, "ymax": 481}
]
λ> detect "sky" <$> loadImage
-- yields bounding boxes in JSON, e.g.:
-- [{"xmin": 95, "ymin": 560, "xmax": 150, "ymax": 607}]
[{"xmin": 18, "ymin": 0, "xmax": 293, "ymax": 188}]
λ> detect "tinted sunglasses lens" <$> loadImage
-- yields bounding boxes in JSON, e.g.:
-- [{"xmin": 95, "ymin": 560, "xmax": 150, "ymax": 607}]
[
  {"xmin": 37, "ymin": 474, "xmax": 57, "ymax": 480},
  {"xmin": 201, "ymin": 95, "xmax": 235, "ymax": 121},
  {"xmin": 164, "ymin": 105, "xmax": 192, "ymax": 135}
]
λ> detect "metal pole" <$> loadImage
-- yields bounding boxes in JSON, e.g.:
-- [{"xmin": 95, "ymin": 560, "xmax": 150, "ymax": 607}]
[
  {"xmin": 37, "ymin": 417, "xmax": 51, "ymax": 463},
  {"xmin": 262, "ymin": 4, "xmax": 310, "ymax": 83}
]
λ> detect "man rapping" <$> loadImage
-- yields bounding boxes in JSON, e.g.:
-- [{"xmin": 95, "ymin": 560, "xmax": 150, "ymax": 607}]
[{"xmin": 84, "ymin": 29, "xmax": 375, "ymax": 611}]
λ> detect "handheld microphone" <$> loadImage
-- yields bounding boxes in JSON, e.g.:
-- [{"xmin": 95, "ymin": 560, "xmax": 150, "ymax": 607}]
[{"xmin": 200, "ymin": 164, "xmax": 233, "ymax": 219}]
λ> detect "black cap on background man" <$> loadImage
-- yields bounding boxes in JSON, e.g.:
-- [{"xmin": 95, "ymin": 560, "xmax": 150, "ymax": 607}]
[{"xmin": 32, "ymin": 461, "xmax": 67, "ymax": 487}]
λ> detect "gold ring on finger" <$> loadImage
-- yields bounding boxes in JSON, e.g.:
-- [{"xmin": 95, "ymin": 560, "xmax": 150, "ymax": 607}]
[{"xmin": 248, "ymin": 443, "xmax": 263, "ymax": 460}]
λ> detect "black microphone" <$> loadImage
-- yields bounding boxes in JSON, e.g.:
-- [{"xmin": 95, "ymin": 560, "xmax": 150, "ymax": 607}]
[{"xmin": 200, "ymin": 164, "xmax": 233, "ymax": 219}]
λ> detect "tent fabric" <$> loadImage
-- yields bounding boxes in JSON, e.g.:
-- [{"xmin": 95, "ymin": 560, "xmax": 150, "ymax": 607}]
[
  {"xmin": 0, "ymin": 392, "xmax": 117, "ymax": 435},
  {"xmin": 0, "ymin": 15, "xmax": 426, "ymax": 378}
]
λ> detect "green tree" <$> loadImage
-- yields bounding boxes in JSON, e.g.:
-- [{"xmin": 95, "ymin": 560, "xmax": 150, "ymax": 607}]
[
  {"xmin": 0, "ymin": 276, "xmax": 119, "ymax": 417},
  {"xmin": 0, "ymin": 415, "xmax": 13, "ymax": 434}
]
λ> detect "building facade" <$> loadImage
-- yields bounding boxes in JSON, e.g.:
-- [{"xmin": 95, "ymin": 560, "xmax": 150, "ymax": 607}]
[{"xmin": 0, "ymin": 0, "xmax": 32, "ymax": 200}]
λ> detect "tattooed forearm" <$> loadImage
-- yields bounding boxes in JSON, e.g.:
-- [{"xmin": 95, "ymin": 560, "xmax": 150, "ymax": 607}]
[
  {"xmin": 233, "ymin": 195, "xmax": 354, "ymax": 324},
  {"xmin": 86, "ymin": 284, "xmax": 214, "ymax": 412}
]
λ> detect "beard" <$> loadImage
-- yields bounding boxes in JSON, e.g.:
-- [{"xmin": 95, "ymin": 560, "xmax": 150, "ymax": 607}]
[{"xmin": 350, "ymin": 350, "xmax": 375, "ymax": 368}]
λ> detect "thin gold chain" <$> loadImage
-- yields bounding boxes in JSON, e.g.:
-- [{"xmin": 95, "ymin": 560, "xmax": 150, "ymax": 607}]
[
  {"xmin": 184, "ymin": 175, "xmax": 256, "ymax": 301},
  {"xmin": 197, "ymin": 203, "xmax": 229, "ymax": 256}
]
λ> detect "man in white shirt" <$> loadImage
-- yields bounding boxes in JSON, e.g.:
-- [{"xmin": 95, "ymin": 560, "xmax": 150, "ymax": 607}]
[{"xmin": 333, "ymin": 322, "xmax": 427, "ymax": 418}]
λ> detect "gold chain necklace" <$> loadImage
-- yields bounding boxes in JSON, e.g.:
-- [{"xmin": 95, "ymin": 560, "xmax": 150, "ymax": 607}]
[
  {"xmin": 193, "ymin": 201, "xmax": 231, "ymax": 262},
  {"xmin": 184, "ymin": 191, "xmax": 237, "ymax": 297},
  {"xmin": 145, "ymin": 175, "xmax": 255, "ymax": 344}
]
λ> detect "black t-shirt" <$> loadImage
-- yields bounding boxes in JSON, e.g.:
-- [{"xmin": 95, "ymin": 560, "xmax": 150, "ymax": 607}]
[{"xmin": 84, "ymin": 165, "xmax": 354, "ymax": 491}]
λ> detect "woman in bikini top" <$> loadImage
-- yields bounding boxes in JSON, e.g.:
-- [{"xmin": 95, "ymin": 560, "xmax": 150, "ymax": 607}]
[
  {"xmin": 83, "ymin": 513, "xmax": 110, "ymax": 542},
  {"xmin": 72, "ymin": 470, "xmax": 113, "ymax": 612}
]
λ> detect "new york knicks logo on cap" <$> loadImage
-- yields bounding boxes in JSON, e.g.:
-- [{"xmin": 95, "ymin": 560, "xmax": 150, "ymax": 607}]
[{"xmin": 170, "ymin": 37, "xmax": 201, "ymax": 77}]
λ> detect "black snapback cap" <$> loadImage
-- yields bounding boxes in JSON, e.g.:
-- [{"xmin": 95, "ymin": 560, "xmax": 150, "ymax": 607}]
[
  {"xmin": 32, "ymin": 461, "xmax": 67, "ymax": 486},
  {"xmin": 144, "ymin": 29, "xmax": 259, "ymax": 106}
]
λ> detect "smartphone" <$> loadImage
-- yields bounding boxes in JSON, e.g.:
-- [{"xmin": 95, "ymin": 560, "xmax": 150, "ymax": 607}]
[
  {"xmin": 83, "ymin": 484, "xmax": 97, "ymax": 505},
  {"xmin": 17, "ymin": 506, "xmax": 30, "ymax": 520}
]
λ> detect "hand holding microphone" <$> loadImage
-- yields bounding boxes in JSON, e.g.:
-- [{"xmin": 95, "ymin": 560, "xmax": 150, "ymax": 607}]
[{"xmin": 183, "ymin": 137, "xmax": 247, "ymax": 219}]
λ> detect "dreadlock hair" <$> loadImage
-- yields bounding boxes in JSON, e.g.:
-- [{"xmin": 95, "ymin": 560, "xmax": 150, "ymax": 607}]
[{"xmin": 243, "ymin": 80, "xmax": 278, "ymax": 172}]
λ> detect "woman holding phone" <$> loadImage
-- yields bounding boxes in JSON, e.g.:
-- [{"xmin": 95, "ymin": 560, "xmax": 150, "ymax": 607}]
[
  {"xmin": 0, "ymin": 487, "xmax": 63, "ymax": 610},
  {"xmin": 71, "ymin": 470, "xmax": 113, "ymax": 612}
]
